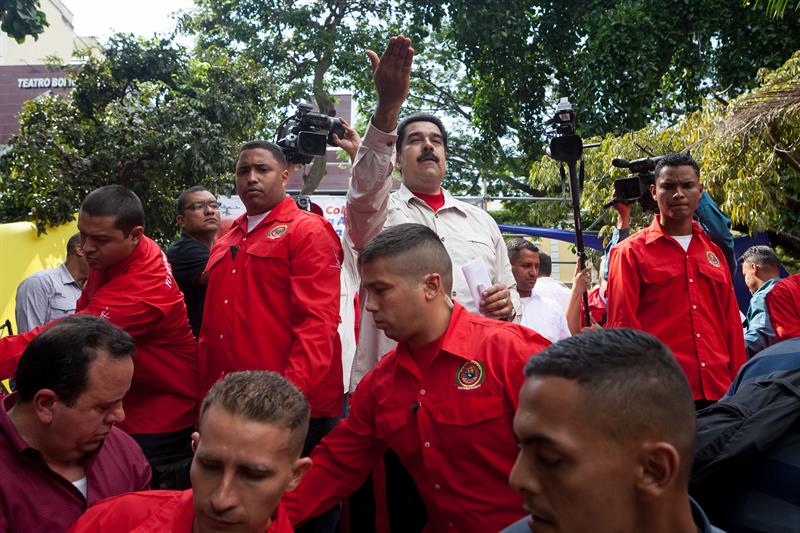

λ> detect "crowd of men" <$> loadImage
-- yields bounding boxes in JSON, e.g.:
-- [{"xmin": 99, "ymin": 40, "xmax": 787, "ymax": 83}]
[{"xmin": 1, "ymin": 34, "xmax": 799, "ymax": 533}]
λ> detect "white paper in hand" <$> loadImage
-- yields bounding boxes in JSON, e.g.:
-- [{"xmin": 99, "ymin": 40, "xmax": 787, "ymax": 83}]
[{"xmin": 461, "ymin": 257, "xmax": 492, "ymax": 314}]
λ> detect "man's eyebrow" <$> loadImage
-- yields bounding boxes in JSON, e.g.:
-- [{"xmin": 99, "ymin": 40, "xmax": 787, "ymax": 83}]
[{"xmin": 517, "ymin": 431, "xmax": 565, "ymax": 450}]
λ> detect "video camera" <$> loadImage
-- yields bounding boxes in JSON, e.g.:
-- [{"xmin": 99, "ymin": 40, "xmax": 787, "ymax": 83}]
[
  {"xmin": 547, "ymin": 97, "xmax": 582, "ymax": 162},
  {"xmin": 607, "ymin": 155, "xmax": 665, "ymax": 212},
  {"xmin": 275, "ymin": 103, "xmax": 345, "ymax": 165}
]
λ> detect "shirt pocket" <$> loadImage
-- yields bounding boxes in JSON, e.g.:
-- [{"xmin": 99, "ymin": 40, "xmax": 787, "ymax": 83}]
[
  {"xmin": 639, "ymin": 262, "xmax": 683, "ymax": 284},
  {"xmin": 429, "ymin": 395, "xmax": 506, "ymax": 426},
  {"xmin": 697, "ymin": 260, "xmax": 727, "ymax": 286},
  {"xmin": 50, "ymin": 295, "xmax": 75, "ymax": 313},
  {"xmin": 375, "ymin": 408, "xmax": 408, "ymax": 440}
]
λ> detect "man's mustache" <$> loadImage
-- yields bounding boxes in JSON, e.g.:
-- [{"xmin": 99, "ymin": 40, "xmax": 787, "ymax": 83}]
[{"xmin": 418, "ymin": 151, "xmax": 440, "ymax": 163}]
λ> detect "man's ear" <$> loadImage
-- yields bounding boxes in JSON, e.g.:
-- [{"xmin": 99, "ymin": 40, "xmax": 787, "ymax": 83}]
[
  {"xmin": 650, "ymin": 182, "xmax": 657, "ymax": 201},
  {"xmin": 191, "ymin": 431, "xmax": 200, "ymax": 453},
  {"xmin": 635, "ymin": 441, "xmax": 681, "ymax": 498},
  {"xmin": 32, "ymin": 389, "xmax": 59, "ymax": 425},
  {"xmin": 422, "ymin": 273, "xmax": 442, "ymax": 300},
  {"xmin": 176, "ymin": 214, "xmax": 185, "ymax": 228},
  {"xmin": 287, "ymin": 457, "xmax": 313, "ymax": 492},
  {"xmin": 129, "ymin": 226, "xmax": 145, "ymax": 244}
]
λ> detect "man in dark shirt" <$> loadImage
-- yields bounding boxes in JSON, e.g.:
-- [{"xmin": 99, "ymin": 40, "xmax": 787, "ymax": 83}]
[
  {"xmin": 167, "ymin": 186, "xmax": 221, "ymax": 337},
  {"xmin": 0, "ymin": 315, "xmax": 151, "ymax": 532}
]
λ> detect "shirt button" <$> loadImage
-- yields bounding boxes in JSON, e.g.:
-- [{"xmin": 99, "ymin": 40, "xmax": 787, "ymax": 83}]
[
  {"xmin": 452, "ymin": 291, "xmax": 457, "ymax": 297},
  {"xmin": 420, "ymin": 389, "xmax": 426, "ymax": 396},
  {"xmin": 424, "ymin": 441, "xmax": 431, "ymax": 448},
  {"xmin": 219, "ymin": 334, "xmax": 224, "ymax": 340},
  {"xmin": 692, "ymin": 305, "xmax": 697, "ymax": 310},
  {"xmin": 232, "ymin": 268, "xmax": 237, "ymax": 274},
  {"xmin": 440, "ymin": 237, "xmax": 446, "ymax": 242},
  {"xmin": 696, "ymin": 333, "xmax": 701, "ymax": 338},
  {"xmin": 689, "ymin": 278, "xmax": 694, "ymax": 283},
  {"xmin": 434, "ymin": 483, "xmax": 441, "ymax": 490},
  {"xmin": 224, "ymin": 299, "xmax": 229, "ymax": 304},
  {"xmin": 701, "ymin": 362, "xmax": 707, "ymax": 368},
  {"xmin": 242, "ymin": 237, "xmax": 247, "ymax": 241}
]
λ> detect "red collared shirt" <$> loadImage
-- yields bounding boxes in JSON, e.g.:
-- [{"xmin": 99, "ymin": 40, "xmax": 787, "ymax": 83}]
[
  {"xmin": 67, "ymin": 489, "xmax": 293, "ymax": 532},
  {"xmin": 606, "ymin": 217, "xmax": 746, "ymax": 400},
  {"xmin": 0, "ymin": 237, "xmax": 199, "ymax": 434},
  {"xmin": 283, "ymin": 303, "xmax": 550, "ymax": 533},
  {"xmin": 199, "ymin": 196, "xmax": 344, "ymax": 418},
  {"xmin": 0, "ymin": 395, "xmax": 152, "ymax": 533},
  {"xmin": 766, "ymin": 273, "xmax": 800, "ymax": 342}
]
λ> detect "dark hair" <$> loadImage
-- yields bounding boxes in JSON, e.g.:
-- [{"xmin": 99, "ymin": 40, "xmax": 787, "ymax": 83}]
[
  {"xmin": 176, "ymin": 185, "xmax": 211, "ymax": 215},
  {"xmin": 66, "ymin": 233, "xmax": 82, "ymax": 257},
  {"xmin": 655, "ymin": 152, "xmax": 700, "ymax": 181},
  {"xmin": 80, "ymin": 185, "xmax": 145, "ymax": 236},
  {"xmin": 738, "ymin": 245, "xmax": 781, "ymax": 270},
  {"xmin": 506, "ymin": 238, "xmax": 539, "ymax": 262},
  {"xmin": 14, "ymin": 315, "xmax": 135, "ymax": 406},
  {"xmin": 524, "ymin": 328, "xmax": 696, "ymax": 478},
  {"xmin": 538, "ymin": 251, "xmax": 553, "ymax": 277},
  {"xmin": 359, "ymin": 223, "xmax": 453, "ymax": 293},
  {"xmin": 200, "ymin": 371, "xmax": 310, "ymax": 457},
  {"xmin": 396, "ymin": 113, "xmax": 448, "ymax": 155},
  {"xmin": 237, "ymin": 140, "xmax": 288, "ymax": 170}
]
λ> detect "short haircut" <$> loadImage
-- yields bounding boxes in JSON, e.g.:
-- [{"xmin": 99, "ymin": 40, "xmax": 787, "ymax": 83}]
[
  {"xmin": 200, "ymin": 371, "xmax": 310, "ymax": 457},
  {"xmin": 66, "ymin": 233, "xmax": 82, "ymax": 257},
  {"xmin": 524, "ymin": 328, "xmax": 696, "ymax": 480},
  {"xmin": 176, "ymin": 185, "xmax": 211, "ymax": 215},
  {"xmin": 359, "ymin": 223, "xmax": 453, "ymax": 294},
  {"xmin": 14, "ymin": 315, "xmax": 135, "ymax": 406},
  {"xmin": 506, "ymin": 238, "xmax": 539, "ymax": 263},
  {"xmin": 655, "ymin": 152, "xmax": 700, "ymax": 181},
  {"xmin": 396, "ymin": 113, "xmax": 449, "ymax": 155},
  {"xmin": 739, "ymin": 245, "xmax": 781, "ymax": 271},
  {"xmin": 538, "ymin": 251, "xmax": 553, "ymax": 277},
  {"xmin": 237, "ymin": 140, "xmax": 288, "ymax": 170},
  {"xmin": 81, "ymin": 185, "xmax": 145, "ymax": 236}
]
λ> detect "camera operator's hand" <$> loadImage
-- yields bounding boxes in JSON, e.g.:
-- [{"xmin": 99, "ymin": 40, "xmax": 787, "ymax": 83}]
[
  {"xmin": 479, "ymin": 284, "xmax": 514, "ymax": 320},
  {"xmin": 367, "ymin": 35, "xmax": 414, "ymax": 133},
  {"xmin": 614, "ymin": 201, "xmax": 632, "ymax": 229},
  {"xmin": 331, "ymin": 119, "xmax": 361, "ymax": 163},
  {"xmin": 565, "ymin": 260, "xmax": 592, "ymax": 335}
]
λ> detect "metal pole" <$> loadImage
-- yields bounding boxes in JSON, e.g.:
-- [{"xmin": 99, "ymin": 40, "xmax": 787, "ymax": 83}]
[{"xmin": 563, "ymin": 161, "xmax": 592, "ymax": 327}]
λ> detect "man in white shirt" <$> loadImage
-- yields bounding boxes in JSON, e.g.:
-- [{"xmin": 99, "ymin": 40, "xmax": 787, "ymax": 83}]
[
  {"xmin": 507, "ymin": 238, "xmax": 570, "ymax": 343},
  {"xmin": 334, "ymin": 35, "xmax": 521, "ymax": 390},
  {"xmin": 533, "ymin": 251, "xmax": 572, "ymax": 311}
]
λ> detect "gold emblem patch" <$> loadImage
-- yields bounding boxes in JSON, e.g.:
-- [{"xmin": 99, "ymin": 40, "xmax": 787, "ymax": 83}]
[
  {"xmin": 268, "ymin": 225, "xmax": 288, "ymax": 239},
  {"xmin": 706, "ymin": 251, "xmax": 721, "ymax": 267},
  {"xmin": 456, "ymin": 360, "xmax": 485, "ymax": 390}
]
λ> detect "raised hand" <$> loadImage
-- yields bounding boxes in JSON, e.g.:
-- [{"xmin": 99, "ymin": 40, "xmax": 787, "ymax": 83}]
[{"xmin": 366, "ymin": 35, "xmax": 414, "ymax": 132}]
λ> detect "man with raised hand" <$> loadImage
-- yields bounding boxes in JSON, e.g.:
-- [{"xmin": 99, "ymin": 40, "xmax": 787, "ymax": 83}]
[{"xmin": 340, "ymin": 36, "xmax": 520, "ymax": 390}]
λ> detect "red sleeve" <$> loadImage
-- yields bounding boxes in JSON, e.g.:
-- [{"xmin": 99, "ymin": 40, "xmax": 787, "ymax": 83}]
[
  {"xmin": 0, "ymin": 323, "xmax": 51, "ymax": 378},
  {"xmin": 766, "ymin": 276, "xmax": 800, "ymax": 341},
  {"xmin": 284, "ymin": 221, "xmax": 343, "ymax": 395},
  {"xmin": 605, "ymin": 246, "xmax": 642, "ymax": 329},
  {"xmin": 282, "ymin": 371, "xmax": 385, "ymax": 525},
  {"xmin": 501, "ymin": 331, "xmax": 550, "ymax": 411},
  {"xmin": 75, "ymin": 281, "xmax": 164, "ymax": 338}
]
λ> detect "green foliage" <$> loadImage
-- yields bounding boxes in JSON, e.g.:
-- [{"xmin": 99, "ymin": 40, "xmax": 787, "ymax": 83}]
[
  {"xmin": 0, "ymin": 34, "xmax": 273, "ymax": 244},
  {"xmin": 518, "ymin": 51, "xmax": 800, "ymax": 262},
  {"xmin": 0, "ymin": 0, "xmax": 47, "ymax": 43}
]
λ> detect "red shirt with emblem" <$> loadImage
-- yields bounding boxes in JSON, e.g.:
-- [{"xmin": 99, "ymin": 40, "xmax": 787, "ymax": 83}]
[
  {"xmin": 67, "ymin": 489, "xmax": 293, "ymax": 532},
  {"xmin": 766, "ymin": 272, "xmax": 800, "ymax": 342},
  {"xmin": 199, "ymin": 196, "xmax": 344, "ymax": 418},
  {"xmin": 282, "ymin": 303, "xmax": 550, "ymax": 533},
  {"xmin": 0, "ymin": 236, "xmax": 199, "ymax": 434},
  {"xmin": 606, "ymin": 217, "xmax": 746, "ymax": 400}
]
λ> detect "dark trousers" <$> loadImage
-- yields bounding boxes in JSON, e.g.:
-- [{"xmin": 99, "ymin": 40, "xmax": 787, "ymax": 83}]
[
  {"xmin": 132, "ymin": 426, "xmax": 195, "ymax": 490},
  {"xmin": 296, "ymin": 416, "xmax": 343, "ymax": 533}
]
